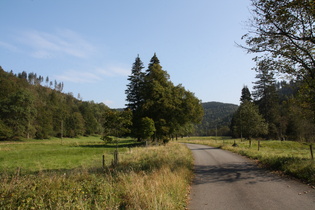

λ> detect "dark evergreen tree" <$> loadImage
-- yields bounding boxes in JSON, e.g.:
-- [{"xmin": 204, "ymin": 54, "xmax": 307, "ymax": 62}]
[
  {"xmin": 240, "ymin": 85, "xmax": 252, "ymax": 103},
  {"xmin": 252, "ymin": 58, "xmax": 281, "ymax": 139},
  {"xmin": 125, "ymin": 55, "xmax": 145, "ymax": 140},
  {"xmin": 147, "ymin": 53, "xmax": 160, "ymax": 70},
  {"xmin": 125, "ymin": 55, "xmax": 145, "ymax": 111}
]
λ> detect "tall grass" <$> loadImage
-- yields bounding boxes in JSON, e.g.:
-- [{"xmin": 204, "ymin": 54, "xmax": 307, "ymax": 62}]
[
  {"xmin": 181, "ymin": 137, "xmax": 315, "ymax": 185},
  {"xmin": 0, "ymin": 137, "xmax": 193, "ymax": 209}
]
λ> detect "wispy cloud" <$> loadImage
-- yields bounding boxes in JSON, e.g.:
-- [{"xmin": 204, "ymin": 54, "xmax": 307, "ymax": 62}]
[
  {"xmin": 18, "ymin": 29, "xmax": 95, "ymax": 59},
  {"xmin": 55, "ymin": 70, "xmax": 102, "ymax": 83},
  {"xmin": 55, "ymin": 64, "xmax": 129, "ymax": 84},
  {"xmin": 0, "ymin": 41, "xmax": 19, "ymax": 52},
  {"xmin": 96, "ymin": 65, "xmax": 130, "ymax": 77}
]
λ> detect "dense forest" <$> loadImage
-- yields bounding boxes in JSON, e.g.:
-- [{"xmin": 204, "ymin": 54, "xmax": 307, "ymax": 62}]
[
  {"xmin": 230, "ymin": 80, "xmax": 315, "ymax": 142},
  {"xmin": 0, "ymin": 66, "xmax": 110, "ymax": 140},
  {"xmin": 195, "ymin": 102, "xmax": 238, "ymax": 136}
]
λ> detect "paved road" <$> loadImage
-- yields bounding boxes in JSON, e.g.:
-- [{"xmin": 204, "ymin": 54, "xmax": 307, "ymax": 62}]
[{"xmin": 185, "ymin": 143, "xmax": 315, "ymax": 210}]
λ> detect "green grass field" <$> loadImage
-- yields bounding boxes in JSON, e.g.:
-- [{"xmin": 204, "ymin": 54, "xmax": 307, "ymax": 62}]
[
  {"xmin": 0, "ymin": 136, "xmax": 142, "ymax": 174},
  {"xmin": 180, "ymin": 136, "xmax": 315, "ymax": 185},
  {"xmin": 0, "ymin": 137, "xmax": 193, "ymax": 209}
]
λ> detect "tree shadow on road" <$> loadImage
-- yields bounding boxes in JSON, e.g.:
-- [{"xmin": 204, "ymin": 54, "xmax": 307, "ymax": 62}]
[{"xmin": 193, "ymin": 162, "xmax": 284, "ymax": 185}]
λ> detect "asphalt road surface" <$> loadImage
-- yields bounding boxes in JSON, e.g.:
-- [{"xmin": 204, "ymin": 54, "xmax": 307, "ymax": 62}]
[{"xmin": 185, "ymin": 143, "xmax": 315, "ymax": 210}]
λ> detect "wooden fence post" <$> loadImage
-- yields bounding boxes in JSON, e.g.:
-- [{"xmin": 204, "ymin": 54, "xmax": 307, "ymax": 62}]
[
  {"xmin": 113, "ymin": 150, "xmax": 119, "ymax": 166},
  {"xmin": 310, "ymin": 145, "xmax": 314, "ymax": 160},
  {"xmin": 258, "ymin": 140, "xmax": 260, "ymax": 151},
  {"xmin": 102, "ymin": 155, "xmax": 105, "ymax": 169}
]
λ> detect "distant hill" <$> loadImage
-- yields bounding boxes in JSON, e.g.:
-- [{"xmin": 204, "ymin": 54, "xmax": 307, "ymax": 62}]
[{"xmin": 194, "ymin": 101, "xmax": 239, "ymax": 136}]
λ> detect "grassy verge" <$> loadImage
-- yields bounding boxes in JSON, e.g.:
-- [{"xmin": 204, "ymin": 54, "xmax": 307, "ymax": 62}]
[
  {"xmin": 0, "ymin": 137, "xmax": 193, "ymax": 209},
  {"xmin": 180, "ymin": 136, "xmax": 315, "ymax": 185}
]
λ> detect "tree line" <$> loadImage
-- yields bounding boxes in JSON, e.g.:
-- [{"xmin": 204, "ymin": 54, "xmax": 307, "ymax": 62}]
[
  {"xmin": 231, "ymin": 0, "xmax": 315, "ymax": 142},
  {"xmin": 0, "ymin": 54, "xmax": 204, "ymax": 142},
  {"xmin": 0, "ymin": 67, "xmax": 110, "ymax": 140}
]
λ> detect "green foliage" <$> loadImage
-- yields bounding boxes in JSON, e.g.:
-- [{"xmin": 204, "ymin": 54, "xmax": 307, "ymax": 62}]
[
  {"xmin": 195, "ymin": 102, "xmax": 238, "ymax": 136},
  {"xmin": 236, "ymin": 79, "xmax": 315, "ymax": 141},
  {"xmin": 79, "ymin": 101, "xmax": 101, "ymax": 135},
  {"xmin": 0, "ymin": 119, "xmax": 13, "ymax": 140},
  {"xmin": 0, "ymin": 67, "xmax": 110, "ymax": 140},
  {"xmin": 100, "ymin": 135, "xmax": 114, "ymax": 144},
  {"xmin": 232, "ymin": 101, "xmax": 268, "ymax": 139},
  {"xmin": 240, "ymin": 85, "xmax": 252, "ymax": 103},
  {"xmin": 243, "ymin": 0, "xmax": 315, "ymax": 81},
  {"xmin": 125, "ymin": 54, "xmax": 203, "ymax": 141},
  {"xmin": 139, "ymin": 117, "xmax": 156, "ymax": 140},
  {"xmin": 125, "ymin": 55, "xmax": 145, "ymax": 111},
  {"xmin": 102, "ymin": 109, "xmax": 132, "ymax": 139},
  {"xmin": 252, "ymin": 58, "xmax": 283, "ymax": 139},
  {"xmin": 241, "ymin": 0, "xmax": 315, "ymax": 141}
]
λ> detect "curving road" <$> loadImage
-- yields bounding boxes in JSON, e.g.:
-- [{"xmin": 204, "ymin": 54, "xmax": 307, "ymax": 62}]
[{"xmin": 185, "ymin": 143, "xmax": 315, "ymax": 210}]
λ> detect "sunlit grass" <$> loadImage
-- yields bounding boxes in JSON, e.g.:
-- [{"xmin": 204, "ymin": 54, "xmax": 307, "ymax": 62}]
[{"xmin": 0, "ymin": 136, "xmax": 138, "ymax": 174}]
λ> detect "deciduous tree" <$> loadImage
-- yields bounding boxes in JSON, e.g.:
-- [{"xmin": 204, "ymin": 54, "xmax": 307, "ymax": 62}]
[
  {"xmin": 241, "ymin": 0, "xmax": 315, "ymax": 117},
  {"xmin": 232, "ymin": 100, "xmax": 268, "ymax": 139}
]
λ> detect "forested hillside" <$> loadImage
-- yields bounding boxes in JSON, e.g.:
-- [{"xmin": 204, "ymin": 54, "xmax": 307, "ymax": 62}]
[
  {"xmin": 0, "ymin": 67, "xmax": 110, "ymax": 140},
  {"xmin": 194, "ymin": 102, "xmax": 238, "ymax": 136}
]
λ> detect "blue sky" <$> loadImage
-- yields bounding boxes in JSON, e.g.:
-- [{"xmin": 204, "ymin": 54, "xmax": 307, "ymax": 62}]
[{"xmin": 0, "ymin": 0, "xmax": 256, "ymax": 108}]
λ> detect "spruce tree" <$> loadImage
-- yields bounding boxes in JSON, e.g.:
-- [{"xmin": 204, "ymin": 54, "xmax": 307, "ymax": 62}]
[
  {"xmin": 125, "ymin": 55, "xmax": 145, "ymax": 111},
  {"xmin": 253, "ymin": 58, "xmax": 281, "ymax": 138},
  {"xmin": 240, "ymin": 85, "xmax": 252, "ymax": 103},
  {"xmin": 147, "ymin": 53, "xmax": 160, "ymax": 70}
]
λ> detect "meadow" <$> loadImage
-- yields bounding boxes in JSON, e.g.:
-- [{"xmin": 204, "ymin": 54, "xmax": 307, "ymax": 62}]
[
  {"xmin": 180, "ymin": 136, "xmax": 315, "ymax": 185},
  {"xmin": 0, "ymin": 137, "xmax": 193, "ymax": 209}
]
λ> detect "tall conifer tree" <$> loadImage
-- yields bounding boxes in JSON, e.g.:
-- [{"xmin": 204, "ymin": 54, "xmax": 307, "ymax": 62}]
[
  {"xmin": 125, "ymin": 55, "xmax": 145, "ymax": 111},
  {"xmin": 240, "ymin": 85, "xmax": 252, "ymax": 103}
]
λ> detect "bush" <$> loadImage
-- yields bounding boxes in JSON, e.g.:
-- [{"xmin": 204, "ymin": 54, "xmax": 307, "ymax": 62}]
[{"xmin": 101, "ymin": 136, "xmax": 114, "ymax": 144}]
